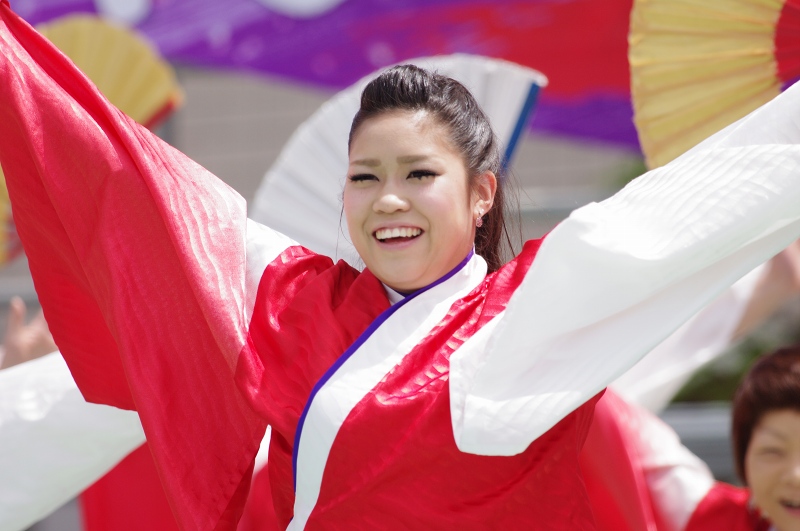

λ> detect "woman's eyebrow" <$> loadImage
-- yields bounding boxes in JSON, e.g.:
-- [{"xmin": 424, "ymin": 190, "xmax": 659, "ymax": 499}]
[
  {"xmin": 397, "ymin": 155, "xmax": 431, "ymax": 164},
  {"xmin": 757, "ymin": 426, "xmax": 789, "ymax": 441},
  {"xmin": 351, "ymin": 158, "xmax": 380, "ymax": 167}
]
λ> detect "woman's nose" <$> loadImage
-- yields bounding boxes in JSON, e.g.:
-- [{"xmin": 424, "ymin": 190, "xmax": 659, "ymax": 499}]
[{"xmin": 373, "ymin": 184, "xmax": 410, "ymax": 213}]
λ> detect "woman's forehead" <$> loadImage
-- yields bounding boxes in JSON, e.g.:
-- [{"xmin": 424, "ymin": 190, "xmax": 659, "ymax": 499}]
[
  {"xmin": 753, "ymin": 409, "xmax": 800, "ymax": 440},
  {"xmin": 349, "ymin": 111, "xmax": 458, "ymax": 158}
]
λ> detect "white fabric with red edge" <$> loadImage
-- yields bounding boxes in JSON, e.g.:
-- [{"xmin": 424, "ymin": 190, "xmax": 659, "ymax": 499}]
[
  {"xmin": 0, "ymin": 352, "xmax": 144, "ymax": 531},
  {"xmin": 450, "ymin": 82, "xmax": 800, "ymax": 455},
  {"xmin": 0, "ymin": 218, "xmax": 291, "ymax": 531},
  {"xmin": 290, "ymin": 253, "xmax": 487, "ymax": 530}
]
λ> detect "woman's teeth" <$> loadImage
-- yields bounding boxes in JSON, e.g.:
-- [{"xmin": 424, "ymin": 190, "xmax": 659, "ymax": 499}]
[{"xmin": 375, "ymin": 227, "xmax": 422, "ymax": 241}]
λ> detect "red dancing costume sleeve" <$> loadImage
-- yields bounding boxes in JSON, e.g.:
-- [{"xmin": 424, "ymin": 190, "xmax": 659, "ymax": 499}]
[{"xmin": 0, "ymin": 4, "xmax": 268, "ymax": 529}]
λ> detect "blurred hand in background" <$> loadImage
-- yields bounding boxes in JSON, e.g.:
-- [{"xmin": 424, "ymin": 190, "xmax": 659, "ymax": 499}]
[{"xmin": 0, "ymin": 296, "xmax": 57, "ymax": 370}]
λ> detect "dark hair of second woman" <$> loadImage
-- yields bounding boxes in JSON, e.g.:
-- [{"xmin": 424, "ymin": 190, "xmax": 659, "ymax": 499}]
[
  {"xmin": 731, "ymin": 344, "xmax": 800, "ymax": 482},
  {"xmin": 348, "ymin": 64, "xmax": 519, "ymax": 272}
]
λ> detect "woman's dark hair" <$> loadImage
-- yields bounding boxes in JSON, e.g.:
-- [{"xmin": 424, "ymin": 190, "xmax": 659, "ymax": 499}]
[
  {"xmin": 731, "ymin": 344, "xmax": 800, "ymax": 483},
  {"xmin": 348, "ymin": 64, "xmax": 518, "ymax": 272}
]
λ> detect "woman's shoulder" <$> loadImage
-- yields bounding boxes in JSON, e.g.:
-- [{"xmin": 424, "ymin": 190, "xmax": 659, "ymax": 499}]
[
  {"xmin": 256, "ymin": 244, "xmax": 390, "ymax": 313},
  {"xmin": 483, "ymin": 238, "xmax": 545, "ymax": 293}
]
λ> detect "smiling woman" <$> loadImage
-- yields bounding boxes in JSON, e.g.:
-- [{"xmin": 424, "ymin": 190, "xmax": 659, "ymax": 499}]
[
  {"xmin": 346, "ymin": 110, "xmax": 483, "ymax": 292},
  {"xmin": 346, "ymin": 65, "xmax": 508, "ymax": 282},
  {"xmin": 3, "ymin": 2, "xmax": 800, "ymax": 529},
  {"xmin": 344, "ymin": 66, "xmax": 500, "ymax": 292}
]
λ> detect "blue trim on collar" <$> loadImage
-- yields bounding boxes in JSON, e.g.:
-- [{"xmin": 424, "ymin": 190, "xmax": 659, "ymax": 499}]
[{"xmin": 291, "ymin": 249, "xmax": 475, "ymax": 490}]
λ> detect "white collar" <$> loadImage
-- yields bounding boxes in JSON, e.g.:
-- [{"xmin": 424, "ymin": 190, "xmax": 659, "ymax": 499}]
[{"xmin": 382, "ymin": 284, "xmax": 406, "ymax": 306}]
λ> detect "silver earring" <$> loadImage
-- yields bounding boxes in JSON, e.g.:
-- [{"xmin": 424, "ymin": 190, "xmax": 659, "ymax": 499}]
[{"xmin": 476, "ymin": 211, "xmax": 484, "ymax": 228}]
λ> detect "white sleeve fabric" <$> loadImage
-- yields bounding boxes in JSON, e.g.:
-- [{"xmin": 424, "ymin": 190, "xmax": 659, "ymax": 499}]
[
  {"xmin": 450, "ymin": 81, "xmax": 800, "ymax": 456},
  {"xmin": 0, "ymin": 352, "xmax": 145, "ymax": 531},
  {"xmin": 611, "ymin": 264, "xmax": 764, "ymax": 412}
]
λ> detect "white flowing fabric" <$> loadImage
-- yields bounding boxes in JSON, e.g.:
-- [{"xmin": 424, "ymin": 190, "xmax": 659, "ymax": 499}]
[
  {"xmin": 0, "ymin": 353, "xmax": 144, "ymax": 531},
  {"xmin": 450, "ymin": 82, "xmax": 800, "ymax": 455},
  {"xmin": 611, "ymin": 264, "xmax": 763, "ymax": 412}
]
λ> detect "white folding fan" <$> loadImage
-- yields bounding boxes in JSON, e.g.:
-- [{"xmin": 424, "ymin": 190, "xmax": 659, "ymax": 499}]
[{"xmin": 249, "ymin": 54, "xmax": 547, "ymax": 265}]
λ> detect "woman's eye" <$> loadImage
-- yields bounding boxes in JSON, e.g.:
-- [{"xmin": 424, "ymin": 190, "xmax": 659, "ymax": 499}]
[
  {"xmin": 758, "ymin": 447, "xmax": 785, "ymax": 458},
  {"xmin": 348, "ymin": 173, "xmax": 377, "ymax": 183},
  {"xmin": 408, "ymin": 170, "xmax": 436, "ymax": 180}
]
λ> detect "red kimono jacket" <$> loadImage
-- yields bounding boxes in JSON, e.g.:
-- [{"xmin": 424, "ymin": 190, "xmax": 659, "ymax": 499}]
[{"xmin": 0, "ymin": 6, "xmax": 598, "ymax": 528}]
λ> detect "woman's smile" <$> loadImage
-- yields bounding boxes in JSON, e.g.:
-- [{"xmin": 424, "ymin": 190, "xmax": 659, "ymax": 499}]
[{"xmin": 373, "ymin": 225, "xmax": 423, "ymax": 243}]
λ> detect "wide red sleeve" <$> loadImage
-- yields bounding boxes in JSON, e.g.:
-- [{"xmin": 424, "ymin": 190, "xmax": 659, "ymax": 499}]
[{"xmin": 0, "ymin": 4, "xmax": 266, "ymax": 529}]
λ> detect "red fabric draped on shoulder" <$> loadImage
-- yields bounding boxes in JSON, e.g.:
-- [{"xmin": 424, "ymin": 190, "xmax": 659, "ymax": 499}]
[{"xmin": 0, "ymin": 5, "xmax": 266, "ymax": 529}]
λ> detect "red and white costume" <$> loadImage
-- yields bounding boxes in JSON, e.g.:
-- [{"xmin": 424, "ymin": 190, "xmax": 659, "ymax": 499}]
[
  {"xmin": 582, "ymin": 390, "xmax": 773, "ymax": 531},
  {"xmin": 3, "ymin": 2, "xmax": 800, "ymax": 529},
  {"xmin": 242, "ymin": 242, "xmax": 599, "ymax": 529}
]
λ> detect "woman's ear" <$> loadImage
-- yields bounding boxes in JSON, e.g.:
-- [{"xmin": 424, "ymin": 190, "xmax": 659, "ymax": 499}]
[{"xmin": 473, "ymin": 170, "xmax": 497, "ymax": 217}]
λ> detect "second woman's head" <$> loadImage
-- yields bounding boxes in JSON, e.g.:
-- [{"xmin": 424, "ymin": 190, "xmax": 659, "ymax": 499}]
[
  {"xmin": 732, "ymin": 345, "xmax": 800, "ymax": 530},
  {"xmin": 345, "ymin": 64, "xmax": 508, "ymax": 292}
]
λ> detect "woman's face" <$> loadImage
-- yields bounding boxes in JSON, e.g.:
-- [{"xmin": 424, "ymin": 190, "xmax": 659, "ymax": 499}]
[
  {"xmin": 746, "ymin": 409, "xmax": 800, "ymax": 531},
  {"xmin": 344, "ymin": 110, "xmax": 495, "ymax": 293}
]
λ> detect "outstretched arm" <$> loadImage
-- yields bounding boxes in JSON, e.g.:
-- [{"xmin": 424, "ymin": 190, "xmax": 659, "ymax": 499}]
[
  {"xmin": 733, "ymin": 239, "xmax": 800, "ymax": 339},
  {"xmin": 0, "ymin": 5, "xmax": 291, "ymax": 529},
  {"xmin": 450, "ymin": 82, "xmax": 800, "ymax": 456}
]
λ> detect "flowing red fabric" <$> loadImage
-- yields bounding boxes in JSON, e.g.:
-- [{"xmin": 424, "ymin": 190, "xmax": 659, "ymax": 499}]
[
  {"xmin": 580, "ymin": 392, "xmax": 660, "ymax": 531},
  {"xmin": 239, "ymin": 467, "xmax": 281, "ymax": 531},
  {"xmin": 80, "ymin": 445, "xmax": 280, "ymax": 531},
  {"xmin": 0, "ymin": 3, "xmax": 266, "ymax": 529},
  {"xmin": 81, "ymin": 444, "xmax": 179, "ymax": 531}
]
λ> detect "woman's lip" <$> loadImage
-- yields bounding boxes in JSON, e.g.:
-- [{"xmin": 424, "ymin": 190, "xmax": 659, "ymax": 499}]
[
  {"xmin": 373, "ymin": 231, "xmax": 423, "ymax": 249},
  {"xmin": 780, "ymin": 501, "xmax": 800, "ymax": 518}
]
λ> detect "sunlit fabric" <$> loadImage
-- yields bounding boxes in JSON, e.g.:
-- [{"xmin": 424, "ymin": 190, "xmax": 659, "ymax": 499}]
[
  {"xmin": 0, "ymin": 12, "xmax": 181, "ymax": 269},
  {"xmin": 238, "ymin": 244, "xmax": 599, "ymax": 529},
  {"xmin": 0, "ymin": 5, "xmax": 267, "ymax": 528}
]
